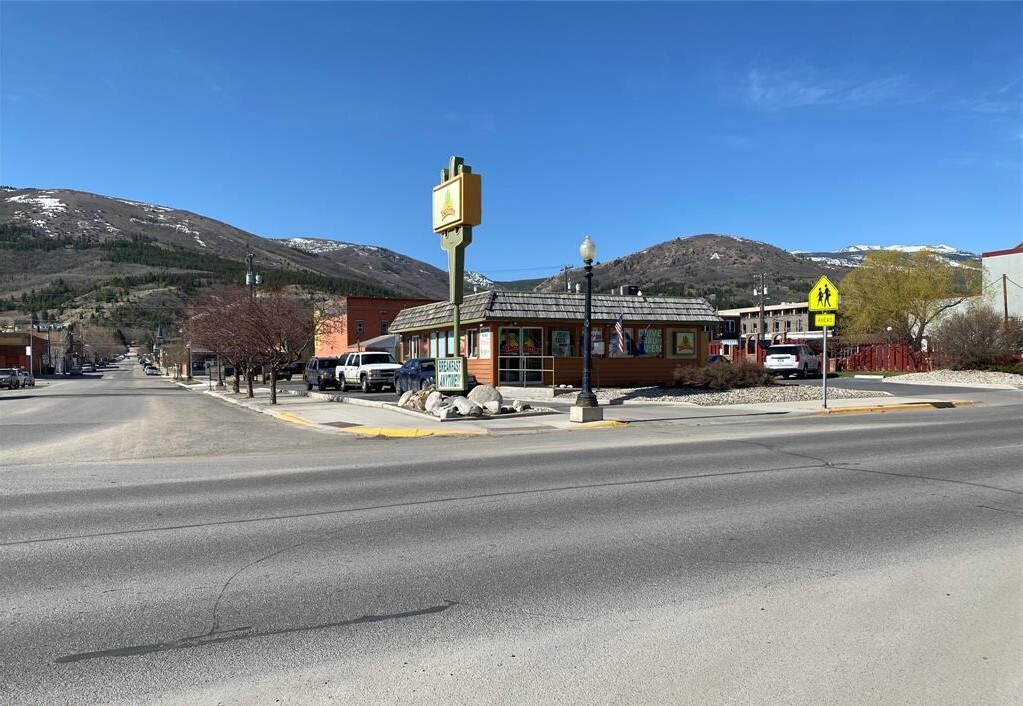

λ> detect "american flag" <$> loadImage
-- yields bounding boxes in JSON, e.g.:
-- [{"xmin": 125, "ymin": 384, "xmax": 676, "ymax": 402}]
[{"xmin": 615, "ymin": 314, "xmax": 625, "ymax": 355}]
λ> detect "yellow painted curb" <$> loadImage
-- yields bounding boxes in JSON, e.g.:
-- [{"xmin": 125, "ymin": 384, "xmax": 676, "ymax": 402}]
[
  {"xmin": 275, "ymin": 412, "xmax": 315, "ymax": 426},
  {"xmin": 337, "ymin": 427, "xmax": 487, "ymax": 438},
  {"xmin": 816, "ymin": 401, "xmax": 974, "ymax": 416},
  {"xmin": 568, "ymin": 420, "xmax": 630, "ymax": 429}
]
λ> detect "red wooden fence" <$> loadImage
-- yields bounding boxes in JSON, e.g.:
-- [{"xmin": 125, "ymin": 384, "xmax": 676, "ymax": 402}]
[{"xmin": 836, "ymin": 343, "xmax": 930, "ymax": 372}]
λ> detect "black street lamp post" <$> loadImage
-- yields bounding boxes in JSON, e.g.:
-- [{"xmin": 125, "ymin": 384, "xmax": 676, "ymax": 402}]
[{"xmin": 575, "ymin": 235, "xmax": 599, "ymax": 410}]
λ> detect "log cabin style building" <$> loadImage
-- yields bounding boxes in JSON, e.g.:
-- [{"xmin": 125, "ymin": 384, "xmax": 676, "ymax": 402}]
[{"xmin": 388, "ymin": 290, "xmax": 722, "ymax": 388}]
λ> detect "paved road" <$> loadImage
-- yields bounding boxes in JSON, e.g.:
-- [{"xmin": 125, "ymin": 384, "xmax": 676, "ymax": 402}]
[{"xmin": 2, "ymin": 364, "xmax": 1020, "ymax": 704}]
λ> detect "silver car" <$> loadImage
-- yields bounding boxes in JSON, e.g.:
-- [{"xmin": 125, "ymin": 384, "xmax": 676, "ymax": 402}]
[
  {"xmin": 0, "ymin": 367, "xmax": 20, "ymax": 389},
  {"xmin": 764, "ymin": 344, "xmax": 821, "ymax": 378}
]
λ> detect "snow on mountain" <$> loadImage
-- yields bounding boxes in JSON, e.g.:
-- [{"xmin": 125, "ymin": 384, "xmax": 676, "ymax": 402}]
[
  {"xmin": 793, "ymin": 244, "xmax": 978, "ymax": 267},
  {"xmin": 286, "ymin": 237, "xmax": 354, "ymax": 254},
  {"xmin": 837, "ymin": 244, "xmax": 967, "ymax": 256},
  {"xmin": 465, "ymin": 271, "xmax": 494, "ymax": 289}
]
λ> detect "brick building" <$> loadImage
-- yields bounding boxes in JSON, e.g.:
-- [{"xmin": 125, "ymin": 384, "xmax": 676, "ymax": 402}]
[{"xmin": 314, "ymin": 296, "xmax": 435, "ymax": 356}]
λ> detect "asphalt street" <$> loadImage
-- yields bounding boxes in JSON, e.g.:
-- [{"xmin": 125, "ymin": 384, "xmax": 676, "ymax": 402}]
[{"xmin": 1, "ymin": 363, "xmax": 1020, "ymax": 705}]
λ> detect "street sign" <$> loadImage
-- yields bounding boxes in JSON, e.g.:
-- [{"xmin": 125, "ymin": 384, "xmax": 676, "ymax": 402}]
[
  {"xmin": 812, "ymin": 312, "xmax": 836, "ymax": 329},
  {"xmin": 808, "ymin": 276, "xmax": 839, "ymax": 312}
]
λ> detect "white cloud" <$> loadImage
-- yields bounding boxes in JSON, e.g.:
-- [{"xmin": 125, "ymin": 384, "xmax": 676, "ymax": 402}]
[{"xmin": 740, "ymin": 65, "xmax": 917, "ymax": 110}]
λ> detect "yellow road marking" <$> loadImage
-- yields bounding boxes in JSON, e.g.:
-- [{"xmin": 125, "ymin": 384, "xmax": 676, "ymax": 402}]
[
  {"xmin": 568, "ymin": 420, "xmax": 630, "ymax": 429},
  {"xmin": 817, "ymin": 401, "xmax": 974, "ymax": 416},
  {"xmin": 337, "ymin": 427, "xmax": 487, "ymax": 437},
  {"xmin": 276, "ymin": 412, "xmax": 314, "ymax": 426}
]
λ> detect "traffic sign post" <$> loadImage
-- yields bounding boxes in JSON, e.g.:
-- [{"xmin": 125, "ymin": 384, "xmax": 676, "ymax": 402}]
[{"xmin": 807, "ymin": 276, "xmax": 840, "ymax": 409}]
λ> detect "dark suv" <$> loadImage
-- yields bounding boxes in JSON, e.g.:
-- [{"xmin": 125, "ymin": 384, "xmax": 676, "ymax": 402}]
[
  {"xmin": 278, "ymin": 361, "xmax": 306, "ymax": 381},
  {"xmin": 304, "ymin": 356, "xmax": 341, "ymax": 391}
]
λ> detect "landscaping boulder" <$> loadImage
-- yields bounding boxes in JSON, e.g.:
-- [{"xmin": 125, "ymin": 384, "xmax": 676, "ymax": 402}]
[
  {"xmin": 467, "ymin": 384, "xmax": 502, "ymax": 407},
  {"xmin": 424, "ymin": 390, "xmax": 444, "ymax": 414},
  {"xmin": 483, "ymin": 400, "xmax": 501, "ymax": 415},
  {"xmin": 450, "ymin": 396, "xmax": 482, "ymax": 416},
  {"xmin": 511, "ymin": 399, "xmax": 531, "ymax": 412}
]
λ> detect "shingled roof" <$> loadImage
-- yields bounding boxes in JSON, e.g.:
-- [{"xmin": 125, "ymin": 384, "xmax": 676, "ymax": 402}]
[{"xmin": 389, "ymin": 291, "xmax": 721, "ymax": 332}]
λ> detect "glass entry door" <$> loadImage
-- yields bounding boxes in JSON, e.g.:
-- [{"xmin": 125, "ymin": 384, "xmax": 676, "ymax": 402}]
[{"xmin": 498, "ymin": 327, "xmax": 544, "ymax": 385}]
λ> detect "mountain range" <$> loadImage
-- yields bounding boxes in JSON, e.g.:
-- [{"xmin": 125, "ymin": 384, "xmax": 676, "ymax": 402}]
[{"xmin": 0, "ymin": 186, "xmax": 980, "ymax": 335}]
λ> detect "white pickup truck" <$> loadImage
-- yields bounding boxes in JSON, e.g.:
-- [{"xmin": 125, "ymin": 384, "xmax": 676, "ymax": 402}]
[{"xmin": 336, "ymin": 351, "xmax": 401, "ymax": 393}]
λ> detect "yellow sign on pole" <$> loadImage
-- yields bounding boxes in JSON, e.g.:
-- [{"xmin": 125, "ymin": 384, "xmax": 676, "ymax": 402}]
[
  {"xmin": 808, "ymin": 276, "xmax": 839, "ymax": 312},
  {"xmin": 432, "ymin": 172, "xmax": 482, "ymax": 233},
  {"xmin": 814, "ymin": 312, "xmax": 836, "ymax": 328}
]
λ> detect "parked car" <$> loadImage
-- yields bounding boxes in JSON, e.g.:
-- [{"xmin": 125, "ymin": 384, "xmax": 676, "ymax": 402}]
[
  {"xmin": 394, "ymin": 357, "xmax": 478, "ymax": 394},
  {"xmin": 69, "ymin": 364, "xmax": 83, "ymax": 375},
  {"xmin": 764, "ymin": 344, "xmax": 821, "ymax": 378},
  {"xmin": 304, "ymin": 356, "xmax": 342, "ymax": 391},
  {"xmin": 277, "ymin": 361, "xmax": 306, "ymax": 381},
  {"xmin": 336, "ymin": 351, "xmax": 401, "ymax": 393},
  {"xmin": 18, "ymin": 369, "xmax": 35, "ymax": 387},
  {"xmin": 0, "ymin": 367, "xmax": 20, "ymax": 389},
  {"xmin": 82, "ymin": 362, "xmax": 96, "ymax": 373},
  {"xmin": 144, "ymin": 365, "xmax": 159, "ymax": 376}
]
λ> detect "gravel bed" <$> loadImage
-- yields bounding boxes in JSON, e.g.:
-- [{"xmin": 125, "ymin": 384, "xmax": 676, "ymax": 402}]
[
  {"xmin": 553, "ymin": 383, "xmax": 891, "ymax": 407},
  {"xmin": 881, "ymin": 369, "xmax": 1022, "ymax": 388}
]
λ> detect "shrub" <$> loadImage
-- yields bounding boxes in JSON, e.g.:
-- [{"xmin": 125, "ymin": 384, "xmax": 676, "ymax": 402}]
[
  {"xmin": 672, "ymin": 360, "xmax": 776, "ymax": 390},
  {"xmin": 932, "ymin": 306, "xmax": 1023, "ymax": 370}
]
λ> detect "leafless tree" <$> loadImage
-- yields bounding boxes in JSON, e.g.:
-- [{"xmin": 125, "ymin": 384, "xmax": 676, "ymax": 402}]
[
  {"xmin": 183, "ymin": 287, "xmax": 259, "ymax": 395},
  {"xmin": 183, "ymin": 287, "xmax": 343, "ymax": 405}
]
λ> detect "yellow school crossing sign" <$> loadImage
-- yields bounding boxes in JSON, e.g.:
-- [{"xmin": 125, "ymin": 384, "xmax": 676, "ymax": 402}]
[{"xmin": 808, "ymin": 276, "xmax": 839, "ymax": 312}]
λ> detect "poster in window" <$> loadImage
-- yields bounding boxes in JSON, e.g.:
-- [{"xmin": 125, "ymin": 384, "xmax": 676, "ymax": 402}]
[
  {"xmin": 479, "ymin": 328, "xmax": 491, "ymax": 359},
  {"xmin": 499, "ymin": 328, "xmax": 520, "ymax": 355},
  {"xmin": 521, "ymin": 328, "xmax": 543, "ymax": 356},
  {"xmin": 551, "ymin": 329, "xmax": 571, "ymax": 357},
  {"xmin": 669, "ymin": 328, "xmax": 698, "ymax": 358},
  {"xmin": 591, "ymin": 327, "xmax": 605, "ymax": 356}
]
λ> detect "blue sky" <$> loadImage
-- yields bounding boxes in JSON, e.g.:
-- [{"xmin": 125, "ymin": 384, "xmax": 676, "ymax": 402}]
[{"xmin": 2, "ymin": 2, "xmax": 1020, "ymax": 279}]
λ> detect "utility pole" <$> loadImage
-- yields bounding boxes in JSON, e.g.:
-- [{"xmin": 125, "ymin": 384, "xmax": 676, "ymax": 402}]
[
  {"xmin": 561, "ymin": 265, "xmax": 572, "ymax": 292},
  {"xmin": 245, "ymin": 252, "xmax": 261, "ymax": 299},
  {"xmin": 754, "ymin": 273, "xmax": 768, "ymax": 359},
  {"xmin": 1003, "ymin": 274, "xmax": 1010, "ymax": 323}
]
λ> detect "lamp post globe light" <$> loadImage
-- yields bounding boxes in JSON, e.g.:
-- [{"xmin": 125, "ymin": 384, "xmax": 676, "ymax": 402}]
[{"xmin": 571, "ymin": 235, "xmax": 603, "ymax": 422}]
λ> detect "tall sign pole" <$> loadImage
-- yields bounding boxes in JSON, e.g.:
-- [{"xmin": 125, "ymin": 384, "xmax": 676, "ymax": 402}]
[
  {"xmin": 808, "ymin": 276, "xmax": 840, "ymax": 409},
  {"xmin": 433, "ymin": 156, "xmax": 482, "ymax": 392}
]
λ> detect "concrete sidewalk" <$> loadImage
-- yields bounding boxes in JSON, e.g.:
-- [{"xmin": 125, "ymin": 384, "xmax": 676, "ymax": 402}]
[{"xmin": 175, "ymin": 380, "xmax": 975, "ymax": 438}]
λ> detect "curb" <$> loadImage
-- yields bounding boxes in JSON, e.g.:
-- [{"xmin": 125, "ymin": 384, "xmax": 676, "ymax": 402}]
[{"xmin": 815, "ymin": 400, "xmax": 975, "ymax": 415}]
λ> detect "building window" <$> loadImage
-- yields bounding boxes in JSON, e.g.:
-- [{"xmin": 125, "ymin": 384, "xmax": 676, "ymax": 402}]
[
  {"xmin": 786, "ymin": 320, "xmax": 792, "ymax": 331},
  {"xmin": 550, "ymin": 329, "xmax": 572, "ymax": 357},
  {"xmin": 742, "ymin": 323, "xmax": 747, "ymax": 334},
  {"xmin": 797, "ymin": 320, "xmax": 804, "ymax": 332},
  {"xmin": 635, "ymin": 327, "xmax": 662, "ymax": 357},
  {"xmin": 773, "ymin": 320, "xmax": 780, "ymax": 332},
  {"xmin": 380, "ymin": 321, "xmax": 389, "ymax": 335},
  {"xmin": 611, "ymin": 327, "xmax": 633, "ymax": 357},
  {"xmin": 464, "ymin": 328, "xmax": 479, "ymax": 358},
  {"xmin": 355, "ymin": 320, "xmax": 365, "ymax": 336}
]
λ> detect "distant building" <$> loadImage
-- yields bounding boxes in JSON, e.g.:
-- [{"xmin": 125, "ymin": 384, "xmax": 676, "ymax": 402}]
[
  {"xmin": 981, "ymin": 243, "xmax": 1023, "ymax": 320},
  {"xmin": 713, "ymin": 301, "xmax": 831, "ymax": 357},
  {"xmin": 314, "ymin": 296, "xmax": 435, "ymax": 356}
]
